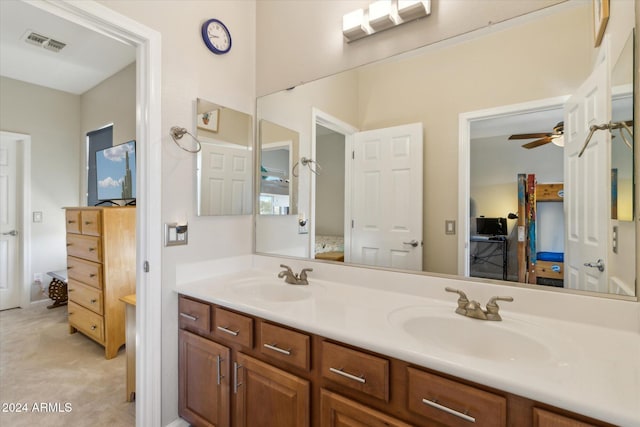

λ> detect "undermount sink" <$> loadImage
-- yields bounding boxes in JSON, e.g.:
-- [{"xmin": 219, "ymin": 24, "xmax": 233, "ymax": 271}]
[
  {"xmin": 388, "ymin": 305, "xmax": 555, "ymax": 363},
  {"xmin": 229, "ymin": 277, "xmax": 320, "ymax": 302}
]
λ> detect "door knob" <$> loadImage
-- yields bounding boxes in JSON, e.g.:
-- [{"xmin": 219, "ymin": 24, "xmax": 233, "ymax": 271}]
[
  {"xmin": 2, "ymin": 230, "xmax": 18, "ymax": 236},
  {"xmin": 403, "ymin": 240, "xmax": 419, "ymax": 247},
  {"xmin": 584, "ymin": 259, "xmax": 605, "ymax": 272}
]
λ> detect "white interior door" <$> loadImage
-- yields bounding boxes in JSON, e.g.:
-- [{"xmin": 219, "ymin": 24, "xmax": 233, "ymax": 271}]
[
  {"xmin": 0, "ymin": 134, "xmax": 19, "ymax": 310},
  {"xmin": 350, "ymin": 123, "xmax": 423, "ymax": 270},
  {"xmin": 200, "ymin": 142, "xmax": 252, "ymax": 215},
  {"xmin": 564, "ymin": 45, "xmax": 610, "ymax": 293}
]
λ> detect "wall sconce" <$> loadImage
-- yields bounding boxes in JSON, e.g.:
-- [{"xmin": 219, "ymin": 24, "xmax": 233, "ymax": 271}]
[
  {"xmin": 397, "ymin": 0, "xmax": 431, "ymax": 21},
  {"xmin": 343, "ymin": 0, "xmax": 431, "ymax": 42},
  {"xmin": 342, "ymin": 9, "xmax": 371, "ymax": 42}
]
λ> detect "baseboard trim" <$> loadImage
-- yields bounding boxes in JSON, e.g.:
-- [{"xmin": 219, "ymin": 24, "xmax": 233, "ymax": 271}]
[{"xmin": 165, "ymin": 418, "xmax": 190, "ymax": 427}]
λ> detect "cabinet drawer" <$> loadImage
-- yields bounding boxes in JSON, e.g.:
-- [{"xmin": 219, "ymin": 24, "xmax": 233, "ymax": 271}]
[
  {"xmin": 259, "ymin": 322, "xmax": 310, "ymax": 371},
  {"xmin": 68, "ymin": 279, "xmax": 103, "ymax": 314},
  {"xmin": 321, "ymin": 389, "xmax": 412, "ymax": 427},
  {"xmin": 213, "ymin": 307, "xmax": 253, "ymax": 348},
  {"xmin": 321, "ymin": 341, "xmax": 389, "ymax": 401},
  {"xmin": 67, "ymin": 234, "xmax": 102, "ymax": 262},
  {"xmin": 65, "ymin": 210, "xmax": 82, "ymax": 234},
  {"xmin": 178, "ymin": 297, "xmax": 211, "ymax": 333},
  {"xmin": 407, "ymin": 367, "xmax": 506, "ymax": 427},
  {"xmin": 80, "ymin": 210, "xmax": 102, "ymax": 236},
  {"xmin": 533, "ymin": 408, "xmax": 598, "ymax": 427},
  {"xmin": 67, "ymin": 256, "xmax": 102, "ymax": 289},
  {"xmin": 68, "ymin": 301, "xmax": 104, "ymax": 343}
]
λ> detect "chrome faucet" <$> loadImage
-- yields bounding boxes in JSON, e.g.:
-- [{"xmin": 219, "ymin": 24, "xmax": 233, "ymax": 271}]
[
  {"xmin": 445, "ymin": 287, "xmax": 513, "ymax": 321},
  {"xmin": 278, "ymin": 264, "xmax": 313, "ymax": 285}
]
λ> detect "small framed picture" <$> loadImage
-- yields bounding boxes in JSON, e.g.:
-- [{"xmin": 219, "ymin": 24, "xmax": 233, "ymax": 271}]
[
  {"xmin": 593, "ymin": 0, "xmax": 609, "ymax": 47},
  {"xmin": 197, "ymin": 109, "xmax": 219, "ymax": 132}
]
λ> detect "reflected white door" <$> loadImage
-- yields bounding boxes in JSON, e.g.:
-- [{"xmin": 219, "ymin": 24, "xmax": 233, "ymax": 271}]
[
  {"xmin": 200, "ymin": 142, "xmax": 251, "ymax": 215},
  {"xmin": 0, "ymin": 134, "xmax": 19, "ymax": 310},
  {"xmin": 350, "ymin": 123, "xmax": 423, "ymax": 270},
  {"xmin": 564, "ymin": 45, "xmax": 610, "ymax": 293}
]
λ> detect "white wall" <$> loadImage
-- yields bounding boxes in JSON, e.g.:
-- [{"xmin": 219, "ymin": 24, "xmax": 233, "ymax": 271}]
[
  {"xmin": 0, "ymin": 77, "xmax": 81, "ymax": 301},
  {"xmin": 80, "ymin": 62, "xmax": 136, "ymax": 203},
  {"xmin": 97, "ymin": 1, "xmax": 256, "ymax": 424},
  {"xmin": 256, "ymin": 0, "xmax": 565, "ymax": 96}
]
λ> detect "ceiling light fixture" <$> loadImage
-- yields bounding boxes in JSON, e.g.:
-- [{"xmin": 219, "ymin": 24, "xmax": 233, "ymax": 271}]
[{"xmin": 343, "ymin": 0, "xmax": 431, "ymax": 43}]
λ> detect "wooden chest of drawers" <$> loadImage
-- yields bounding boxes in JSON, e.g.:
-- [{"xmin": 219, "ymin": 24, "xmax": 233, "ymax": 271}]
[{"xmin": 65, "ymin": 207, "xmax": 135, "ymax": 359}]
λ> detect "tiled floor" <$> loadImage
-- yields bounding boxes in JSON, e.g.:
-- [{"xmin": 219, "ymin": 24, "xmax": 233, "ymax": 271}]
[{"xmin": 0, "ymin": 302, "xmax": 135, "ymax": 426}]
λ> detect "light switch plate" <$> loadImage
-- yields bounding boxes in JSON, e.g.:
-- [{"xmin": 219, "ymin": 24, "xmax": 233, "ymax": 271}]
[
  {"xmin": 33, "ymin": 211, "xmax": 43, "ymax": 223},
  {"xmin": 165, "ymin": 223, "xmax": 188, "ymax": 246},
  {"xmin": 445, "ymin": 220, "xmax": 456, "ymax": 235}
]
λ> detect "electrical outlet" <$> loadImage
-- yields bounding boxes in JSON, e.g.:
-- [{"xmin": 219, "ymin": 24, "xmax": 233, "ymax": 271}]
[{"xmin": 298, "ymin": 220, "xmax": 309, "ymax": 234}]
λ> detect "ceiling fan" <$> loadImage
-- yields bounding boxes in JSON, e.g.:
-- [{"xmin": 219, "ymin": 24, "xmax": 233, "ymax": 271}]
[{"xmin": 508, "ymin": 122, "xmax": 564, "ymax": 149}]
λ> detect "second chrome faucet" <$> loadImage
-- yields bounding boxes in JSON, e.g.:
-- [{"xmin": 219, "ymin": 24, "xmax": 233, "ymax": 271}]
[
  {"xmin": 445, "ymin": 287, "xmax": 513, "ymax": 321},
  {"xmin": 278, "ymin": 264, "xmax": 313, "ymax": 285}
]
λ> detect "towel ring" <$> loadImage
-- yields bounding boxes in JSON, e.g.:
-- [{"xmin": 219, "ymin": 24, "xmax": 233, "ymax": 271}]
[
  {"xmin": 170, "ymin": 126, "xmax": 201, "ymax": 153},
  {"xmin": 292, "ymin": 157, "xmax": 322, "ymax": 177}
]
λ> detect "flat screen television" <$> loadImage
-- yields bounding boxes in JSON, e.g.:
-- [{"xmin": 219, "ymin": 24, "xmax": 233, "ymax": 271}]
[{"xmin": 96, "ymin": 140, "xmax": 136, "ymax": 204}]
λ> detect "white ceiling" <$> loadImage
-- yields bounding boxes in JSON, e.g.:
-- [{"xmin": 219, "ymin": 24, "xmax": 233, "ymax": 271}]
[{"xmin": 0, "ymin": 0, "xmax": 135, "ymax": 95}]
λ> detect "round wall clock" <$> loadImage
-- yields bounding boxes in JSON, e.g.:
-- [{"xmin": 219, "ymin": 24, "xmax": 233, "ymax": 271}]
[{"xmin": 201, "ymin": 18, "xmax": 232, "ymax": 55}]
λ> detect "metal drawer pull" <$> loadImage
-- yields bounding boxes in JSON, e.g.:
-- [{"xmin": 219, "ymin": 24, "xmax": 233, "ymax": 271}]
[
  {"xmin": 89, "ymin": 247, "xmax": 96, "ymax": 252},
  {"xmin": 90, "ymin": 325, "xmax": 97, "ymax": 331},
  {"xmin": 90, "ymin": 299, "xmax": 97, "ymax": 304},
  {"xmin": 263, "ymin": 343, "xmax": 292, "ymax": 356},
  {"xmin": 217, "ymin": 326, "xmax": 239, "ymax": 336},
  {"xmin": 179, "ymin": 312, "xmax": 198, "ymax": 321},
  {"xmin": 422, "ymin": 398, "xmax": 475, "ymax": 423},
  {"xmin": 329, "ymin": 367, "xmax": 366, "ymax": 384},
  {"xmin": 216, "ymin": 355, "xmax": 224, "ymax": 386},
  {"xmin": 89, "ymin": 274, "xmax": 96, "ymax": 278},
  {"xmin": 233, "ymin": 362, "xmax": 242, "ymax": 394}
]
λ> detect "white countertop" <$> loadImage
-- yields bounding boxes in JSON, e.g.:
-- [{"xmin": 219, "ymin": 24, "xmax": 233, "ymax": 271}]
[{"xmin": 176, "ymin": 255, "xmax": 640, "ymax": 426}]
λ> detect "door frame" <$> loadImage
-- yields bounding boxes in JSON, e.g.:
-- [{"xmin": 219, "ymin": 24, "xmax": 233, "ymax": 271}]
[
  {"xmin": 311, "ymin": 109, "xmax": 359, "ymax": 262},
  {"xmin": 0, "ymin": 131, "xmax": 31, "ymax": 308},
  {"xmin": 457, "ymin": 95, "xmax": 569, "ymax": 277},
  {"xmin": 30, "ymin": 1, "xmax": 163, "ymax": 425}
]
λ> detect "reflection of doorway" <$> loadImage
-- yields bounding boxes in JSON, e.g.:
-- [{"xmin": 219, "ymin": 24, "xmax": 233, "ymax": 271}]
[
  {"xmin": 459, "ymin": 96, "xmax": 567, "ymax": 279},
  {"xmin": 260, "ymin": 141, "xmax": 293, "ymax": 215},
  {"xmin": 311, "ymin": 109, "xmax": 357, "ymax": 263},
  {"xmin": 315, "ymin": 125, "xmax": 346, "ymax": 261}
]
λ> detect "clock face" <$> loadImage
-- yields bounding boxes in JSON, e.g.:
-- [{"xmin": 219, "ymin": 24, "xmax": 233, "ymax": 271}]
[{"xmin": 202, "ymin": 19, "xmax": 231, "ymax": 54}]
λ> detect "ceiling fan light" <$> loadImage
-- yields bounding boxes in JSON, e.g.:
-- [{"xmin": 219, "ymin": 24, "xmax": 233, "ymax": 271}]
[{"xmin": 552, "ymin": 134, "xmax": 564, "ymax": 147}]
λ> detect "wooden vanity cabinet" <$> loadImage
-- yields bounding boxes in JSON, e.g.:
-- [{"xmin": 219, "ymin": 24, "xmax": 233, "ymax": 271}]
[
  {"xmin": 178, "ymin": 294, "xmax": 615, "ymax": 427},
  {"xmin": 179, "ymin": 329, "xmax": 230, "ymax": 427},
  {"xmin": 65, "ymin": 207, "xmax": 135, "ymax": 360}
]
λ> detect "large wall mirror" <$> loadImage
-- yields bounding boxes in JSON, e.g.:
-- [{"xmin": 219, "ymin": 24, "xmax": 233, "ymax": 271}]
[
  {"xmin": 196, "ymin": 98, "xmax": 253, "ymax": 216},
  {"xmin": 255, "ymin": 1, "xmax": 636, "ymax": 298}
]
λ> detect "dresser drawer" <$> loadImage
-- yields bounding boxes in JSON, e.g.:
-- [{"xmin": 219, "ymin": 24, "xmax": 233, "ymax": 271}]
[
  {"xmin": 407, "ymin": 367, "xmax": 506, "ymax": 427},
  {"xmin": 67, "ymin": 256, "xmax": 102, "ymax": 289},
  {"xmin": 68, "ymin": 279, "xmax": 103, "ymax": 314},
  {"xmin": 80, "ymin": 210, "xmax": 102, "ymax": 236},
  {"xmin": 178, "ymin": 297, "xmax": 211, "ymax": 333},
  {"xmin": 65, "ymin": 210, "xmax": 82, "ymax": 234},
  {"xmin": 68, "ymin": 301, "xmax": 104, "ymax": 343},
  {"xmin": 213, "ymin": 307, "xmax": 253, "ymax": 348},
  {"xmin": 67, "ymin": 234, "xmax": 102, "ymax": 262},
  {"xmin": 259, "ymin": 322, "xmax": 310, "ymax": 371},
  {"xmin": 321, "ymin": 341, "xmax": 389, "ymax": 401}
]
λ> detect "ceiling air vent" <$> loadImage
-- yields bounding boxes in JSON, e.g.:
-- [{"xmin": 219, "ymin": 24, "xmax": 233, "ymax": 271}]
[{"xmin": 23, "ymin": 30, "xmax": 66, "ymax": 53}]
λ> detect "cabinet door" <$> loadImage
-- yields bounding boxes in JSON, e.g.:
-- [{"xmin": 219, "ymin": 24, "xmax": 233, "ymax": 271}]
[
  {"xmin": 179, "ymin": 330, "xmax": 230, "ymax": 427},
  {"xmin": 321, "ymin": 389, "xmax": 411, "ymax": 427},
  {"xmin": 235, "ymin": 352, "xmax": 309, "ymax": 427}
]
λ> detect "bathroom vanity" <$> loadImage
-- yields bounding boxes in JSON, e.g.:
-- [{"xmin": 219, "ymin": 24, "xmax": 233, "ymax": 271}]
[{"xmin": 177, "ymin": 256, "xmax": 639, "ymax": 427}]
